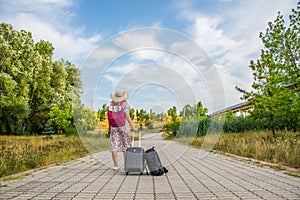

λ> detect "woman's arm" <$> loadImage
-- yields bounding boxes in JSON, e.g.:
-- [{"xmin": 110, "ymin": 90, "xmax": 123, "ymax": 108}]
[{"xmin": 125, "ymin": 113, "xmax": 137, "ymax": 132}]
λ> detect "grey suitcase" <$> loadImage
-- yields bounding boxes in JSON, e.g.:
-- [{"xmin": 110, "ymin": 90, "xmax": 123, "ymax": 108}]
[{"xmin": 124, "ymin": 130, "xmax": 146, "ymax": 175}]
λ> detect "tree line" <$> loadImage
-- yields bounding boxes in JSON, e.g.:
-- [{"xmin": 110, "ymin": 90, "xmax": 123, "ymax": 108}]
[
  {"xmin": 98, "ymin": 103, "xmax": 167, "ymax": 129},
  {"xmin": 0, "ymin": 23, "xmax": 97, "ymax": 135}
]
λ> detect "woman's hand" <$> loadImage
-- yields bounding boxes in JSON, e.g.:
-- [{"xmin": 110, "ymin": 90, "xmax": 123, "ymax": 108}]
[
  {"xmin": 131, "ymin": 127, "xmax": 138, "ymax": 132},
  {"xmin": 126, "ymin": 113, "xmax": 138, "ymax": 132}
]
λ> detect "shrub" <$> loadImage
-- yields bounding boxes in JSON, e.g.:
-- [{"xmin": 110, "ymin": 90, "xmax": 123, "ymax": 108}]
[
  {"xmin": 223, "ymin": 117, "xmax": 269, "ymax": 133},
  {"xmin": 162, "ymin": 121, "xmax": 180, "ymax": 138}
]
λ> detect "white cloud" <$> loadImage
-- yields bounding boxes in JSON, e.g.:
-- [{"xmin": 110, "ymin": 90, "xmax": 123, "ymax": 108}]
[
  {"xmin": 170, "ymin": 40, "xmax": 208, "ymax": 64},
  {"xmin": 178, "ymin": 0, "xmax": 297, "ymax": 107},
  {"xmin": 98, "ymin": 46, "xmax": 224, "ymax": 111},
  {"xmin": 0, "ymin": 0, "xmax": 101, "ymax": 65},
  {"xmin": 226, "ymin": 0, "xmax": 296, "ymax": 36},
  {"xmin": 107, "ymin": 62, "xmax": 139, "ymax": 75},
  {"xmin": 102, "ymin": 74, "xmax": 119, "ymax": 88},
  {"xmin": 190, "ymin": 16, "xmax": 240, "ymax": 57},
  {"xmin": 113, "ymin": 30, "xmax": 163, "ymax": 50},
  {"xmin": 84, "ymin": 26, "xmax": 226, "ymax": 111}
]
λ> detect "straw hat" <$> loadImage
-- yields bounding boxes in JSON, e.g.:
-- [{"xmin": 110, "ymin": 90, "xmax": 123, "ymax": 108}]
[{"xmin": 110, "ymin": 90, "xmax": 128, "ymax": 103}]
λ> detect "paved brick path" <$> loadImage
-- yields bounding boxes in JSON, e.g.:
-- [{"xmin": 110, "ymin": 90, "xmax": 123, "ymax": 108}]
[{"xmin": 1, "ymin": 133, "xmax": 299, "ymax": 200}]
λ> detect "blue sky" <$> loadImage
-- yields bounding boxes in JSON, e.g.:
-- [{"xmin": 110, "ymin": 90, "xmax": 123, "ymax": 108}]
[{"xmin": 0, "ymin": 0, "xmax": 297, "ymax": 114}]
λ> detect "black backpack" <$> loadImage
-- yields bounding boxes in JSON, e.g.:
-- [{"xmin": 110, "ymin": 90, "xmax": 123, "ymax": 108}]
[{"xmin": 145, "ymin": 147, "xmax": 168, "ymax": 176}]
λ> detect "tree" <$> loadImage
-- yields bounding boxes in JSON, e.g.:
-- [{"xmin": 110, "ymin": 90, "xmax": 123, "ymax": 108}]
[
  {"xmin": 224, "ymin": 110, "xmax": 234, "ymax": 121},
  {"xmin": 49, "ymin": 104, "xmax": 72, "ymax": 134},
  {"xmin": 0, "ymin": 23, "xmax": 84, "ymax": 135},
  {"xmin": 167, "ymin": 106, "xmax": 178, "ymax": 122},
  {"xmin": 51, "ymin": 60, "xmax": 68, "ymax": 106},
  {"xmin": 236, "ymin": 3, "xmax": 300, "ymax": 135},
  {"xmin": 196, "ymin": 101, "xmax": 208, "ymax": 117},
  {"xmin": 136, "ymin": 109, "xmax": 149, "ymax": 128},
  {"xmin": 64, "ymin": 60, "xmax": 82, "ymax": 102},
  {"xmin": 180, "ymin": 101, "xmax": 207, "ymax": 119},
  {"xmin": 98, "ymin": 103, "xmax": 108, "ymax": 121},
  {"xmin": 73, "ymin": 105, "xmax": 98, "ymax": 134},
  {"xmin": 0, "ymin": 23, "xmax": 35, "ymax": 134},
  {"xmin": 24, "ymin": 40, "xmax": 54, "ymax": 133},
  {"xmin": 180, "ymin": 104, "xmax": 195, "ymax": 118},
  {"xmin": 129, "ymin": 108, "xmax": 135, "ymax": 120}
]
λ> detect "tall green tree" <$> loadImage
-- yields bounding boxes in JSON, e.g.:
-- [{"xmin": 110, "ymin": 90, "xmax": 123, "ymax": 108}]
[
  {"xmin": 65, "ymin": 60, "xmax": 82, "ymax": 102},
  {"xmin": 167, "ymin": 106, "xmax": 178, "ymax": 122},
  {"xmin": 196, "ymin": 101, "xmax": 208, "ymax": 117},
  {"xmin": 0, "ymin": 23, "xmax": 34, "ymax": 134},
  {"xmin": 180, "ymin": 101, "xmax": 207, "ymax": 119},
  {"xmin": 0, "ymin": 23, "xmax": 85, "ymax": 135},
  {"xmin": 236, "ymin": 3, "xmax": 300, "ymax": 135},
  {"xmin": 129, "ymin": 108, "xmax": 135, "ymax": 120},
  {"xmin": 51, "ymin": 60, "xmax": 68, "ymax": 106},
  {"xmin": 98, "ymin": 103, "xmax": 108, "ymax": 121},
  {"xmin": 24, "ymin": 40, "xmax": 54, "ymax": 133},
  {"xmin": 49, "ymin": 104, "xmax": 72, "ymax": 134},
  {"xmin": 180, "ymin": 104, "xmax": 195, "ymax": 118},
  {"xmin": 73, "ymin": 105, "xmax": 98, "ymax": 134},
  {"xmin": 136, "ymin": 109, "xmax": 149, "ymax": 128}
]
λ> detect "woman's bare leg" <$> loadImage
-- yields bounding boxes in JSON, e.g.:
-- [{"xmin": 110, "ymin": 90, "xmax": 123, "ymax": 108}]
[{"xmin": 112, "ymin": 151, "xmax": 119, "ymax": 167}]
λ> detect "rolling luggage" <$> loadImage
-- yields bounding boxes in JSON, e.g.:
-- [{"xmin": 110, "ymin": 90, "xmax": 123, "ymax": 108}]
[{"xmin": 124, "ymin": 130, "xmax": 146, "ymax": 175}]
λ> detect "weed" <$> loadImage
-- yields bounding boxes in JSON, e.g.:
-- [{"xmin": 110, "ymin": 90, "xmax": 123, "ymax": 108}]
[
  {"xmin": 0, "ymin": 135, "xmax": 90, "ymax": 177},
  {"xmin": 187, "ymin": 131, "xmax": 300, "ymax": 169}
]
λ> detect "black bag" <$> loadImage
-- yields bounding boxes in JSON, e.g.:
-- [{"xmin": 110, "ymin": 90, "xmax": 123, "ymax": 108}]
[{"xmin": 145, "ymin": 147, "xmax": 168, "ymax": 176}]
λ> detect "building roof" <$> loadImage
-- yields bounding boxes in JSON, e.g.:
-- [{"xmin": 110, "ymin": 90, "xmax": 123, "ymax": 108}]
[{"xmin": 209, "ymin": 102, "xmax": 247, "ymax": 117}]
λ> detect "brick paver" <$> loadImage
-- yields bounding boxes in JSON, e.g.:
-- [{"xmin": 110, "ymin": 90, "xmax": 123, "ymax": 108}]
[{"xmin": 1, "ymin": 133, "xmax": 299, "ymax": 200}]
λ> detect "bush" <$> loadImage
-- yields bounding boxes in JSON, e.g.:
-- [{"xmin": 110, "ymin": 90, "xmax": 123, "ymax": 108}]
[
  {"xmin": 163, "ymin": 115, "xmax": 297, "ymax": 139},
  {"xmin": 42, "ymin": 120, "xmax": 56, "ymax": 135},
  {"xmin": 223, "ymin": 117, "xmax": 273, "ymax": 133},
  {"xmin": 196, "ymin": 118, "xmax": 210, "ymax": 137},
  {"xmin": 64, "ymin": 126, "xmax": 79, "ymax": 137},
  {"xmin": 162, "ymin": 121, "xmax": 180, "ymax": 138}
]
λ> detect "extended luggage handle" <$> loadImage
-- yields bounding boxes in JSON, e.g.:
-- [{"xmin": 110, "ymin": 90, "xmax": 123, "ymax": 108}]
[{"xmin": 131, "ymin": 129, "xmax": 141, "ymax": 147}]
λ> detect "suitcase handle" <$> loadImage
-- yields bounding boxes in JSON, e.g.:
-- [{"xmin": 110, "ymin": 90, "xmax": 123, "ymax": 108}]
[{"xmin": 132, "ymin": 129, "xmax": 141, "ymax": 147}]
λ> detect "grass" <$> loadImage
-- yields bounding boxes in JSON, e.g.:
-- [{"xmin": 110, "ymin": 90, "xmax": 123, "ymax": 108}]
[
  {"xmin": 2, "ymin": 172, "xmax": 31, "ymax": 182},
  {"xmin": 188, "ymin": 131, "xmax": 300, "ymax": 170},
  {"xmin": 0, "ymin": 135, "xmax": 91, "ymax": 178}
]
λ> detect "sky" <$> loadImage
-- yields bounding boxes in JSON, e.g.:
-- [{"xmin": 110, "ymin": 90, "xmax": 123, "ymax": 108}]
[{"xmin": 0, "ymin": 0, "xmax": 297, "ymax": 114}]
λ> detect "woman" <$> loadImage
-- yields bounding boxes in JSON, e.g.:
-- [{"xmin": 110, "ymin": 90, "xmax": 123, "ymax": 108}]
[{"xmin": 109, "ymin": 90, "xmax": 137, "ymax": 171}]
